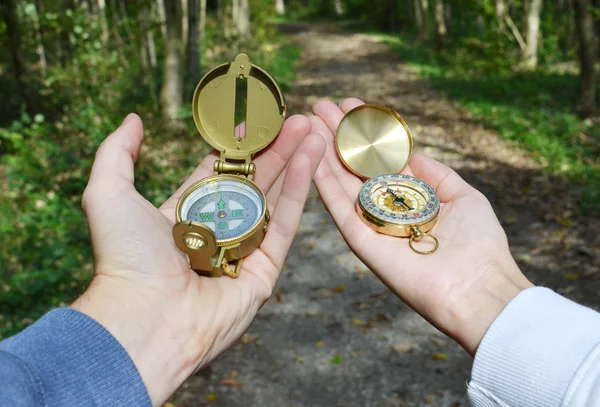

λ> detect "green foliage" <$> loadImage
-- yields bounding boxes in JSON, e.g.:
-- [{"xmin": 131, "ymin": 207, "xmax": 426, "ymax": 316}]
[
  {"xmin": 0, "ymin": 108, "xmax": 116, "ymax": 337},
  {"xmin": 0, "ymin": 0, "xmax": 301, "ymax": 338},
  {"xmin": 380, "ymin": 33, "xmax": 600, "ymax": 214}
]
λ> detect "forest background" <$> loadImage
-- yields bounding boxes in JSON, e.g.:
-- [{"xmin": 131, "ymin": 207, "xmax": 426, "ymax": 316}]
[{"xmin": 0, "ymin": 0, "xmax": 599, "ymax": 339}]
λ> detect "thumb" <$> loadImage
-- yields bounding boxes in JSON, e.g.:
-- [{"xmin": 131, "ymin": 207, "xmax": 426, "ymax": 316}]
[{"xmin": 83, "ymin": 114, "xmax": 144, "ymax": 209}]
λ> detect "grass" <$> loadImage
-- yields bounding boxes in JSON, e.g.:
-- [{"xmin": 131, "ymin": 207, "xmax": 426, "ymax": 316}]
[{"xmin": 376, "ymin": 33, "xmax": 600, "ymax": 214}]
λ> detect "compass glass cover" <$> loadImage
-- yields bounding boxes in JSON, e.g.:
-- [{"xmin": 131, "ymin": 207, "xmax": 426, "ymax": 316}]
[
  {"xmin": 180, "ymin": 178, "xmax": 264, "ymax": 241},
  {"xmin": 359, "ymin": 174, "xmax": 440, "ymax": 225}
]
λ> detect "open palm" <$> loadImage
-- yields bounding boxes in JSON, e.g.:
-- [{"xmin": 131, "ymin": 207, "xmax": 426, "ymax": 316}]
[
  {"xmin": 73, "ymin": 113, "xmax": 324, "ymax": 405},
  {"xmin": 311, "ymin": 98, "xmax": 532, "ymax": 355}
]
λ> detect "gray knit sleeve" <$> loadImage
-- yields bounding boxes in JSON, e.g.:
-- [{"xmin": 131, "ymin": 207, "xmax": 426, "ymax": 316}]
[{"xmin": 0, "ymin": 308, "xmax": 151, "ymax": 407}]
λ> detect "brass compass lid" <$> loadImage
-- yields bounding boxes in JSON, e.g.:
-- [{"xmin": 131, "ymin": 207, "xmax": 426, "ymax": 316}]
[
  {"xmin": 336, "ymin": 104, "xmax": 413, "ymax": 179},
  {"xmin": 192, "ymin": 53, "xmax": 286, "ymax": 161}
]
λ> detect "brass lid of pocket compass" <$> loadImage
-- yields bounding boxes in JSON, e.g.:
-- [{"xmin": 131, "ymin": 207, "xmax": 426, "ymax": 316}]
[
  {"xmin": 336, "ymin": 104, "xmax": 413, "ymax": 178},
  {"xmin": 173, "ymin": 53, "xmax": 286, "ymax": 278},
  {"xmin": 336, "ymin": 104, "xmax": 440, "ymax": 255}
]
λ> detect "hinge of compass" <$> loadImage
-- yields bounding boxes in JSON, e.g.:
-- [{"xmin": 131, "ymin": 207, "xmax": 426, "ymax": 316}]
[{"xmin": 213, "ymin": 157, "xmax": 256, "ymax": 179}]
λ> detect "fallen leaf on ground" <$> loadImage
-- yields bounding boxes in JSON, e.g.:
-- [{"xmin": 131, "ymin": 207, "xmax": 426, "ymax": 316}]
[
  {"xmin": 315, "ymin": 340, "xmax": 326, "ymax": 348},
  {"xmin": 241, "ymin": 333, "xmax": 259, "ymax": 344},
  {"xmin": 331, "ymin": 285, "xmax": 346, "ymax": 293},
  {"xmin": 318, "ymin": 288, "xmax": 335, "ymax": 298},
  {"xmin": 207, "ymin": 393, "xmax": 217, "ymax": 401},
  {"xmin": 221, "ymin": 379, "xmax": 243, "ymax": 387},
  {"xmin": 370, "ymin": 313, "xmax": 391, "ymax": 322},
  {"xmin": 330, "ymin": 353, "xmax": 342, "ymax": 364},
  {"xmin": 564, "ymin": 273, "xmax": 579, "ymax": 280},
  {"xmin": 351, "ymin": 319, "xmax": 366, "ymax": 326},
  {"xmin": 354, "ymin": 265, "xmax": 370, "ymax": 275},
  {"xmin": 432, "ymin": 353, "xmax": 449, "ymax": 361},
  {"xmin": 392, "ymin": 341, "xmax": 412, "ymax": 353}
]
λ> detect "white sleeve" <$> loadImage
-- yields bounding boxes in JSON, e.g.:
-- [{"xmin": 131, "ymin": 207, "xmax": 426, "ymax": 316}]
[{"xmin": 467, "ymin": 287, "xmax": 600, "ymax": 407}]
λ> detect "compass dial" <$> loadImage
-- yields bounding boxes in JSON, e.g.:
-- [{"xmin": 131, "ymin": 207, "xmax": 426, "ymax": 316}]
[
  {"xmin": 359, "ymin": 174, "xmax": 440, "ymax": 226},
  {"xmin": 178, "ymin": 176, "xmax": 265, "ymax": 241}
]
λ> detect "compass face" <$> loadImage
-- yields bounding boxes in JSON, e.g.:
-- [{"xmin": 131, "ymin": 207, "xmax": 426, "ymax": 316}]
[
  {"xmin": 359, "ymin": 174, "xmax": 440, "ymax": 226},
  {"xmin": 179, "ymin": 176, "xmax": 265, "ymax": 241}
]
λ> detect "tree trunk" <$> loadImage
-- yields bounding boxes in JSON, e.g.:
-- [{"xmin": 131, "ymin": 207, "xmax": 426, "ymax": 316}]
[
  {"xmin": 574, "ymin": 0, "xmax": 598, "ymax": 116},
  {"xmin": 217, "ymin": 0, "xmax": 224, "ymax": 21},
  {"xmin": 147, "ymin": 30, "xmax": 157, "ymax": 68},
  {"xmin": 2, "ymin": 0, "xmax": 37, "ymax": 113},
  {"xmin": 387, "ymin": 0, "xmax": 397, "ymax": 32},
  {"xmin": 414, "ymin": 0, "xmax": 429, "ymax": 42},
  {"xmin": 138, "ymin": 5, "xmax": 157, "ymax": 68},
  {"xmin": 475, "ymin": 0, "xmax": 485, "ymax": 35},
  {"xmin": 156, "ymin": 0, "xmax": 167, "ymax": 38},
  {"xmin": 275, "ymin": 0, "xmax": 285, "ymax": 15},
  {"xmin": 230, "ymin": 0, "xmax": 238, "ymax": 37},
  {"xmin": 522, "ymin": 0, "xmax": 542, "ymax": 70},
  {"xmin": 181, "ymin": 0, "xmax": 188, "ymax": 51},
  {"xmin": 30, "ymin": 1, "xmax": 47, "ymax": 77},
  {"xmin": 160, "ymin": 0, "xmax": 184, "ymax": 120},
  {"xmin": 236, "ymin": 0, "xmax": 250, "ymax": 38},
  {"xmin": 334, "ymin": 0, "xmax": 343, "ymax": 15},
  {"xmin": 186, "ymin": 0, "xmax": 200, "ymax": 96},
  {"xmin": 496, "ymin": 0, "xmax": 507, "ymax": 24},
  {"xmin": 97, "ymin": 0, "xmax": 109, "ymax": 44},
  {"xmin": 200, "ymin": 0, "xmax": 206, "ymax": 36},
  {"xmin": 434, "ymin": 0, "xmax": 447, "ymax": 47}
]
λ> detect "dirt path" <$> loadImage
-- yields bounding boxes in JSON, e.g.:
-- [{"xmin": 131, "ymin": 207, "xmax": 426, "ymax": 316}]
[{"xmin": 171, "ymin": 23, "xmax": 600, "ymax": 407}]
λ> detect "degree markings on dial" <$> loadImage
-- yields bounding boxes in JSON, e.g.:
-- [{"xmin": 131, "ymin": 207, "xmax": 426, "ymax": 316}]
[
  {"xmin": 360, "ymin": 174, "xmax": 440, "ymax": 225},
  {"xmin": 236, "ymin": 178, "xmax": 249, "ymax": 192}
]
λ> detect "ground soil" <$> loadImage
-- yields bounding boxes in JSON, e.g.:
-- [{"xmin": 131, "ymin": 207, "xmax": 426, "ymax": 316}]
[{"xmin": 170, "ymin": 23, "xmax": 600, "ymax": 407}]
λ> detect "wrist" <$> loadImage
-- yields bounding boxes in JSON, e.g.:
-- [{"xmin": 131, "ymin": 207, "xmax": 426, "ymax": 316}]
[
  {"xmin": 448, "ymin": 259, "xmax": 534, "ymax": 356},
  {"xmin": 71, "ymin": 274, "xmax": 202, "ymax": 406}
]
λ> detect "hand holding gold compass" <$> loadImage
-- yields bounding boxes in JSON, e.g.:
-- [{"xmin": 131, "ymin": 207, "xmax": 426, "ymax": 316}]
[
  {"xmin": 73, "ymin": 105, "xmax": 324, "ymax": 403},
  {"xmin": 311, "ymin": 98, "xmax": 533, "ymax": 355}
]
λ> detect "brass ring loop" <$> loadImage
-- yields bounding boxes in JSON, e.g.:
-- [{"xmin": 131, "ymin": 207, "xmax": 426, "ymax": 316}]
[
  {"xmin": 409, "ymin": 234, "xmax": 439, "ymax": 255},
  {"xmin": 222, "ymin": 258, "xmax": 242, "ymax": 278}
]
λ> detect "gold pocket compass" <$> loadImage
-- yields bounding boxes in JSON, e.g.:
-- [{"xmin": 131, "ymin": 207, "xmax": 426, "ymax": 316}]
[
  {"xmin": 336, "ymin": 104, "xmax": 440, "ymax": 254},
  {"xmin": 172, "ymin": 54, "xmax": 285, "ymax": 278}
]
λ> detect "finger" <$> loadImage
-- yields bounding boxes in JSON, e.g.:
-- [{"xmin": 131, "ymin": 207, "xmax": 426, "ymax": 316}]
[
  {"xmin": 408, "ymin": 153, "xmax": 479, "ymax": 202},
  {"xmin": 266, "ymin": 132, "xmax": 325, "ymax": 209},
  {"xmin": 313, "ymin": 156, "xmax": 359, "ymax": 233},
  {"xmin": 339, "ymin": 97, "xmax": 365, "ymax": 114},
  {"xmin": 83, "ymin": 114, "xmax": 144, "ymax": 211},
  {"xmin": 312, "ymin": 99, "xmax": 346, "ymax": 135},
  {"xmin": 260, "ymin": 151, "xmax": 319, "ymax": 274},
  {"xmin": 252, "ymin": 114, "xmax": 312, "ymax": 191},
  {"xmin": 309, "ymin": 114, "xmax": 363, "ymax": 199}
]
